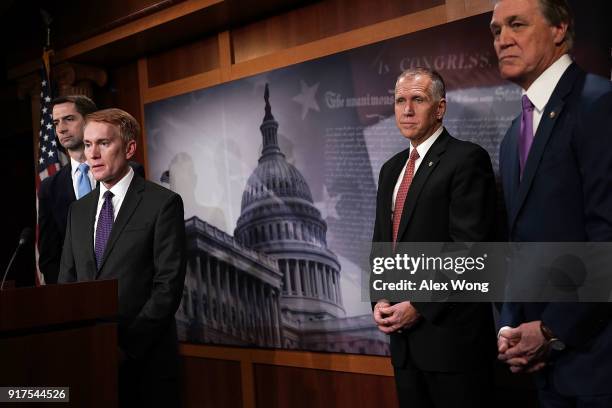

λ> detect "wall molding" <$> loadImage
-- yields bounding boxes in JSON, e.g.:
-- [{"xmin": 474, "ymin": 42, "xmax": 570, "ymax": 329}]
[{"xmin": 141, "ymin": 1, "xmax": 492, "ymax": 103}]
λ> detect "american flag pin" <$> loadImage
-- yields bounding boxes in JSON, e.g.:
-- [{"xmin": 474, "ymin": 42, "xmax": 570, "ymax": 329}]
[
  {"xmin": 428, "ymin": 161, "xmax": 433, "ymax": 167},
  {"xmin": 549, "ymin": 111, "xmax": 556, "ymax": 119}
]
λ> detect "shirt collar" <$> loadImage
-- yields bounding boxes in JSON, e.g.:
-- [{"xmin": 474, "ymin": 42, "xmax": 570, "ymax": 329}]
[
  {"xmin": 99, "ymin": 166, "xmax": 134, "ymax": 201},
  {"xmin": 524, "ymin": 54, "xmax": 572, "ymax": 112},
  {"xmin": 71, "ymin": 157, "xmax": 87, "ymax": 176},
  {"xmin": 413, "ymin": 125, "xmax": 444, "ymax": 158}
]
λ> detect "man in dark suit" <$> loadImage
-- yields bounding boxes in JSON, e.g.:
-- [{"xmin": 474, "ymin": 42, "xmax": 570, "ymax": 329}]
[
  {"xmin": 38, "ymin": 95, "xmax": 98, "ymax": 284},
  {"xmin": 491, "ymin": 0, "xmax": 612, "ymax": 405},
  {"xmin": 38, "ymin": 95, "xmax": 144, "ymax": 284},
  {"xmin": 59, "ymin": 108, "xmax": 186, "ymax": 407},
  {"xmin": 371, "ymin": 67, "xmax": 497, "ymax": 408}
]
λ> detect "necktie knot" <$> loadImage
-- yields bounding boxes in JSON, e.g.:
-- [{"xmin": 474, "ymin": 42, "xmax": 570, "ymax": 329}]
[
  {"xmin": 78, "ymin": 162, "xmax": 89, "ymax": 174},
  {"xmin": 103, "ymin": 190, "xmax": 114, "ymax": 201},
  {"xmin": 409, "ymin": 148, "xmax": 420, "ymax": 162},
  {"xmin": 521, "ymin": 95, "xmax": 534, "ymax": 112}
]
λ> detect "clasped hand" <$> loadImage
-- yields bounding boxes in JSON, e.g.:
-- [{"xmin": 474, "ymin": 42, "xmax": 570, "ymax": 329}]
[
  {"xmin": 498, "ymin": 320, "xmax": 549, "ymax": 373},
  {"xmin": 373, "ymin": 300, "xmax": 420, "ymax": 334}
]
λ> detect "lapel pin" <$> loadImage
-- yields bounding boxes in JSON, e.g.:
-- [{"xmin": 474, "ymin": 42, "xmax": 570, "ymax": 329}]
[
  {"xmin": 549, "ymin": 111, "xmax": 556, "ymax": 119},
  {"xmin": 428, "ymin": 161, "xmax": 433, "ymax": 167}
]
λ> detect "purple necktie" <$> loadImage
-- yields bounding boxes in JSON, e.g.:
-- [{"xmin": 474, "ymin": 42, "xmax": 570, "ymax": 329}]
[
  {"xmin": 95, "ymin": 191, "xmax": 114, "ymax": 269},
  {"xmin": 519, "ymin": 94, "xmax": 535, "ymax": 178}
]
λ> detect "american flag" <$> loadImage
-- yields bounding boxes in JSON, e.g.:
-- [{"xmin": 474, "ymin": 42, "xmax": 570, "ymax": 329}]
[
  {"xmin": 37, "ymin": 50, "xmax": 61, "ymax": 183},
  {"xmin": 34, "ymin": 49, "xmax": 65, "ymax": 285}
]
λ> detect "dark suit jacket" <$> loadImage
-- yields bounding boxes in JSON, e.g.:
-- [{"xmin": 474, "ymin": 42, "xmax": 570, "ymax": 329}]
[
  {"xmin": 58, "ymin": 174, "xmax": 186, "ymax": 386},
  {"xmin": 499, "ymin": 63, "xmax": 612, "ymax": 395},
  {"xmin": 38, "ymin": 161, "xmax": 144, "ymax": 284},
  {"xmin": 372, "ymin": 129, "xmax": 497, "ymax": 372}
]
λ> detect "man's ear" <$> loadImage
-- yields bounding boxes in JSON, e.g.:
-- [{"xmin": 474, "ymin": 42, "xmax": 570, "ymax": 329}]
[
  {"xmin": 125, "ymin": 140, "xmax": 137, "ymax": 160},
  {"xmin": 552, "ymin": 22, "xmax": 568, "ymax": 47},
  {"xmin": 436, "ymin": 98, "xmax": 447, "ymax": 120}
]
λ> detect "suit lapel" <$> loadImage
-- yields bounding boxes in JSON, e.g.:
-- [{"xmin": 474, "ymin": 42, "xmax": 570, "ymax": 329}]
[
  {"xmin": 96, "ymin": 176, "xmax": 144, "ymax": 276},
  {"xmin": 502, "ymin": 119, "xmax": 521, "ymax": 223},
  {"xmin": 509, "ymin": 64, "xmax": 579, "ymax": 231},
  {"xmin": 396, "ymin": 130, "xmax": 449, "ymax": 242},
  {"xmin": 59, "ymin": 165, "xmax": 76, "ymax": 207}
]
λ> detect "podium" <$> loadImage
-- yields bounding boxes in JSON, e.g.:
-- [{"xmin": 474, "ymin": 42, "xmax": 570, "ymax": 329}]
[{"xmin": 0, "ymin": 280, "xmax": 118, "ymax": 407}]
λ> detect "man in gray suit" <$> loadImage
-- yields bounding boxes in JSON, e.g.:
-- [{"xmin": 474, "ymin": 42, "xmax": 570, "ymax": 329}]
[{"xmin": 59, "ymin": 108, "xmax": 186, "ymax": 407}]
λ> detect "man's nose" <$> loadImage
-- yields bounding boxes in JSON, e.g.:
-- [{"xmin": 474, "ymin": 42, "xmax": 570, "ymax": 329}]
[
  {"xmin": 497, "ymin": 26, "xmax": 514, "ymax": 49},
  {"xmin": 403, "ymin": 103, "xmax": 414, "ymax": 115},
  {"xmin": 88, "ymin": 145, "xmax": 100, "ymax": 158}
]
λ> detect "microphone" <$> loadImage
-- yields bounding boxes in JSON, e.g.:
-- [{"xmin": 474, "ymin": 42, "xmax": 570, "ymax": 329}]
[{"xmin": 0, "ymin": 228, "xmax": 32, "ymax": 291}]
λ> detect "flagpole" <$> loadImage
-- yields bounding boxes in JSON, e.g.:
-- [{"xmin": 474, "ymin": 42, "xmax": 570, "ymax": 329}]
[{"xmin": 34, "ymin": 10, "xmax": 56, "ymax": 287}]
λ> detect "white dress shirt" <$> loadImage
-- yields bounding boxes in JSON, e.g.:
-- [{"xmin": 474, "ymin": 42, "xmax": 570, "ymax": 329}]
[
  {"xmin": 523, "ymin": 54, "xmax": 572, "ymax": 134},
  {"xmin": 392, "ymin": 125, "xmax": 444, "ymax": 211},
  {"xmin": 93, "ymin": 167, "xmax": 134, "ymax": 247}
]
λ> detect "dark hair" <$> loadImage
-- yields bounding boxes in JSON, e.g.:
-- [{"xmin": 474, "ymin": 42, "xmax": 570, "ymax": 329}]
[
  {"xmin": 50, "ymin": 95, "xmax": 97, "ymax": 117},
  {"xmin": 538, "ymin": 0, "xmax": 574, "ymax": 50},
  {"xmin": 396, "ymin": 67, "xmax": 446, "ymax": 101},
  {"xmin": 85, "ymin": 108, "xmax": 140, "ymax": 144}
]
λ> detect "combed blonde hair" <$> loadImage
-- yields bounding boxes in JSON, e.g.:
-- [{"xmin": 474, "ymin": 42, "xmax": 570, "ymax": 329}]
[{"xmin": 85, "ymin": 108, "xmax": 140, "ymax": 144}]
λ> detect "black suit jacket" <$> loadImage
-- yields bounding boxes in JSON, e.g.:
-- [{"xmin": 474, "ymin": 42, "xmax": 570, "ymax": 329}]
[
  {"xmin": 372, "ymin": 129, "xmax": 497, "ymax": 372},
  {"xmin": 38, "ymin": 161, "xmax": 144, "ymax": 284},
  {"xmin": 499, "ymin": 63, "xmax": 612, "ymax": 395},
  {"xmin": 59, "ymin": 174, "xmax": 186, "ymax": 381}
]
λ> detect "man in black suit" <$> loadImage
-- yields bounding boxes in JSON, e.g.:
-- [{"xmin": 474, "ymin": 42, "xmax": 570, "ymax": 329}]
[
  {"xmin": 38, "ymin": 95, "xmax": 144, "ymax": 284},
  {"xmin": 38, "ymin": 95, "xmax": 98, "ymax": 284},
  {"xmin": 492, "ymin": 0, "xmax": 612, "ymax": 405},
  {"xmin": 59, "ymin": 108, "xmax": 186, "ymax": 406},
  {"xmin": 371, "ymin": 67, "xmax": 497, "ymax": 408}
]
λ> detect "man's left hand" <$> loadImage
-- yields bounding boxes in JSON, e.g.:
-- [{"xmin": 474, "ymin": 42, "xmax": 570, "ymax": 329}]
[
  {"xmin": 377, "ymin": 301, "xmax": 420, "ymax": 334},
  {"xmin": 498, "ymin": 320, "xmax": 548, "ymax": 371}
]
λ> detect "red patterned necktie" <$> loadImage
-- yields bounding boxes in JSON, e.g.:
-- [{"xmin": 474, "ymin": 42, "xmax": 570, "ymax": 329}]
[{"xmin": 392, "ymin": 148, "xmax": 420, "ymax": 243}]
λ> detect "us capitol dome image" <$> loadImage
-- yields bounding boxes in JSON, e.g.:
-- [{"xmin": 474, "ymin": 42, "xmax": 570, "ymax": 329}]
[{"xmin": 175, "ymin": 84, "xmax": 388, "ymax": 355}]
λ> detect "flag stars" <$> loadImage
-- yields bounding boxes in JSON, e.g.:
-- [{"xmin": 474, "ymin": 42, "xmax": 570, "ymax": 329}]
[
  {"xmin": 47, "ymin": 151, "xmax": 54, "ymax": 157},
  {"xmin": 46, "ymin": 123, "xmax": 52, "ymax": 129},
  {"xmin": 41, "ymin": 80, "xmax": 47, "ymax": 86},
  {"xmin": 292, "ymin": 80, "xmax": 320, "ymax": 120},
  {"xmin": 39, "ymin": 157, "xmax": 44, "ymax": 164},
  {"xmin": 44, "ymin": 96, "xmax": 51, "ymax": 103}
]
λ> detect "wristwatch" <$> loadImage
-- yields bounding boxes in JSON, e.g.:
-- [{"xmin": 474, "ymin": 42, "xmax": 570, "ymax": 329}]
[{"xmin": 540, "ymin": 322, "xmax": 566, "ymax": 351}]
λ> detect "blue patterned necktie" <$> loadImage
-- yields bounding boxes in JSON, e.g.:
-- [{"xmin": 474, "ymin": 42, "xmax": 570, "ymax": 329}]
[
  {"xmin": 77, "ymin": 162, "xmax": 92, "ymax": 199},
  {"xmin": 95, "ymin": 191, "xmax": 114, "ymax": 269}
]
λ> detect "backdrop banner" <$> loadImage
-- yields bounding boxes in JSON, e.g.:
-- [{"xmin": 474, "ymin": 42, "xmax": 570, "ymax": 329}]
[{"xmin": 144, "ymin": 9, "xmax": 609, "ymax": 355}]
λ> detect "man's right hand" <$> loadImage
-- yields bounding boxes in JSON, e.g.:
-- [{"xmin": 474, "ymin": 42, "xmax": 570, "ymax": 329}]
[
  {"xmin": 373, "ymin": 300, "xmax": 420, "ymax": 334},
  {"xmin": 497, "ymin": 326, "xmax": 520, "ymax": 354}
]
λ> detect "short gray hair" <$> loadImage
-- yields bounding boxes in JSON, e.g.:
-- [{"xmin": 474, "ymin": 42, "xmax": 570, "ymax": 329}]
[{"xmin": 396, "ymin": 67, "xmax": 446, "ymax": 102}]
